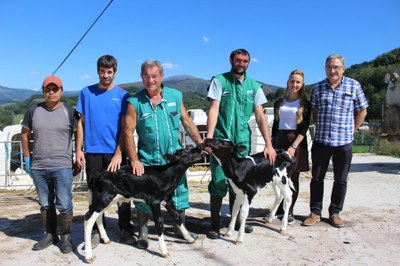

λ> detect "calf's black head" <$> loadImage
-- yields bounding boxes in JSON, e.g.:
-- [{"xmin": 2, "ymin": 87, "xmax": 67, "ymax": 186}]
[
  {"xmin": 163, "ymin": 146, "xmax": 205, "ymax": 165},
  {"xmin": 204, "ymin": 138, "xmax": 246, "ymax": 160},
  {"xmin": 205, "ymin": 138, "xmax": 296, "ymax": 173},
  {"xmin": 274, "ymin": 149, "xmax": 296, "ymax": 180}
]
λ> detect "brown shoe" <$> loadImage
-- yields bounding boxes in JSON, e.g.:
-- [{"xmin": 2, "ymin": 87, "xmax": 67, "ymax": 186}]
[
  {"xmin": 330, "ymin": 214, "xmax": 345, "ymax": 228},
  {"xmin": 302, "ymin": 213, "xmax": 321, "ymax": 226}
]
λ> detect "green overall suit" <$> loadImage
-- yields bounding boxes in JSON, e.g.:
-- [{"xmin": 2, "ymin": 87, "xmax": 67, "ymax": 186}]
[
  {"xmin": 209, "ymin": 72, "xmax": 262, "ymax": 197},
  {"xmin": 128, "ymin": 87, "xmax": 190, "ymax": 215}
]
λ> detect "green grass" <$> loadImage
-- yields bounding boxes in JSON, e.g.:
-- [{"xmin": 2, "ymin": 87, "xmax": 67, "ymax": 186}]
[{"xmin": 353, "ymin": 145, "xmax": 374, "ymax": 153}]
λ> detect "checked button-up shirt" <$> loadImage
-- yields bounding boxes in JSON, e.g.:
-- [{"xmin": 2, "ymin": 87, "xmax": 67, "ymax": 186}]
[{"xmin": 311, "ymin": 76, "xmax": 369, "ymax": 147}]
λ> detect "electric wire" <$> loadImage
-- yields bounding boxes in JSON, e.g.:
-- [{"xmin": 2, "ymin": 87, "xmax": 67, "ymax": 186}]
[{"xmin": 51, "ymin": 0, "xmax": 114, "ymax": 75}]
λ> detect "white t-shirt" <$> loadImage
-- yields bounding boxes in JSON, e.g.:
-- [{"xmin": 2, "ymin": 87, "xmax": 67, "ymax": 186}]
[
  {"xmin": 207, "ymin": 77, "xmax": 267, "ymax": 106},
  {"xmin": 278, "ymin": 99, "xmax": 299, "ymax": 130}
]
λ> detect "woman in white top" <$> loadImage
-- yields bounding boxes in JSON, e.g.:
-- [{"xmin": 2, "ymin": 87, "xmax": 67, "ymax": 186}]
[{"xmin": 272, "ymin": 70, "xmax": 311, "ymax": 224}]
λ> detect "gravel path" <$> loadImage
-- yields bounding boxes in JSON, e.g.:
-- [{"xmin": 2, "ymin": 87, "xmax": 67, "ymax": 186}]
[{"xmin": 0, "ymin": 154, "xmax": 399, "ymax": 266}]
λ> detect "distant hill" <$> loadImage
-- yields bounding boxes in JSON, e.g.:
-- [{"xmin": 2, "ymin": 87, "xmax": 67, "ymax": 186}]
[
  {"xmin": 0, "ymin": 86, "xmax": 37, "ymax": 105},
  {"xmin": 119, "ymin": 75, "xmax": 281, "ymax": 96},
  {"xmin": 0, "ymin": 86, "xmax": 80, "ymax": 106},
  {"xmin": 1, "ymin": 75, "xmax": 281, "ymax": 105}
]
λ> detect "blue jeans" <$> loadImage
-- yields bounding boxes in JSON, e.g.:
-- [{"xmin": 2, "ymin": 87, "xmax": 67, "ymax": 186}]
[
  {"xmin": 32, "ymin": 168, "xmax": 73, "ymax": 213},
  {"xmin": 310, "ymin": 142, "xmax": 353, "ymax": 216}
]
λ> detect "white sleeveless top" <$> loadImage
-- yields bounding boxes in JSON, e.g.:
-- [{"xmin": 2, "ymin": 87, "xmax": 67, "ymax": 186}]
[{"xmin": 278, "ymin": 98, "xmax": 299, "ymax": 130}]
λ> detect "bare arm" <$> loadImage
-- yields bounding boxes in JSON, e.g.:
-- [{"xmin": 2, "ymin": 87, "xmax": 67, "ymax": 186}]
[
  {"xmin": 75, "ymin": 115, "xmax": 85, "ymax": 168},
  {"xmin": 287, "ymin": 134, "xmax": 305, "ymax": 158},
  {"xmin": 21, "ymin": 127, "xmax": 31, "ymax": 158},
  {"xmin": 254, "ymin": 105, "xmax": 276, "ymax": 164},
  {"xmin": 180, "ymin": 102, "xmax": 202, "ymax": 145},
  {"xmin": 206, "ymin": 99, "xmax": 220, "ymax": 139},
  {"xmin": 107, "ymin": 116, "xmax": 125, "ymax": 172},
  {"xmin": 123, "ymin": 103, "xmax": 144, "ymax": 175},
  {"xmin": 355, "ymin": 108, "xmax": 368, "ymax": 131}
]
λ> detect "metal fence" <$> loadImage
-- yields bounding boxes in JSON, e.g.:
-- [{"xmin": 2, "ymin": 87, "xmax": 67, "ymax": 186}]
[
  {"xmin": 0, "ymin": 131, "xmax": 211, "ymax": 190},
  {"xmin": 6, "ymin": 126, "xmax": 373, "ymax": 191}
]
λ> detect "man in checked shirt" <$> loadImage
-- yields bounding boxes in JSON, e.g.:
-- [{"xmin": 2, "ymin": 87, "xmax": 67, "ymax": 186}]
[{"xmin": 302, "ymin": 54, "xmax": 368, "ymax": 228}]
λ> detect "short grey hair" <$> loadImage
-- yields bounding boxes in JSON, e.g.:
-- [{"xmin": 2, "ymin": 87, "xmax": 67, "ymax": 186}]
[
  {"xmin": 141, "ymin": 60, "xmax": 164, "ymax": 76},
  {"xmin": 325, "ymin": 54, "xmax": 345, "ymax": 66}
]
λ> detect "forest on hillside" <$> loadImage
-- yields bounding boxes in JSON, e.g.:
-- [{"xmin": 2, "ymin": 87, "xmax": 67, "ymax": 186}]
[{"xmin": 0, "ymin": 48, "xmax": 399, "ymax": 130}]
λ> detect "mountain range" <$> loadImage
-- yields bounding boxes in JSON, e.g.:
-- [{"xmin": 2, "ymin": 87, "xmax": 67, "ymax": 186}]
[{"xmin": 0, "ymin": 75, "xmax": 282, "ymax": 105}]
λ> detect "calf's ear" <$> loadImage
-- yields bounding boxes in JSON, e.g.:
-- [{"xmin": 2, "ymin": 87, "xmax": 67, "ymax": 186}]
[
  {"xmin": 235, "ymin": 145, "xmax": 246, "ymax": 153},
  {"xmin": 163, "ymin": 154, "xmax": 175, "ymax": 161}
]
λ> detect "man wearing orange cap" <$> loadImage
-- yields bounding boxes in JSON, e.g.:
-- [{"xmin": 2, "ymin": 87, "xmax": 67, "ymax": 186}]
[{"xmin": 21, "ymin": 75, "xmax": 78, "ymax": 254}]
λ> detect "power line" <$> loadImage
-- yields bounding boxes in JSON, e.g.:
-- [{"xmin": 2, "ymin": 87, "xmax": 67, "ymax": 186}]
[{"xmin": 52, "ymin": 0, "xmax": 114, "ymax": 75}]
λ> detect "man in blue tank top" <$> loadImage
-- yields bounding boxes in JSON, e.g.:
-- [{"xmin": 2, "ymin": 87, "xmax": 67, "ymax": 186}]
[{"xmin": 75, "ymin": 55, "xmax": 134, "ymax": 248}]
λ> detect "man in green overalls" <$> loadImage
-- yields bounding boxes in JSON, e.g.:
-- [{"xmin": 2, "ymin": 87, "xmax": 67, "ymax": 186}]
[
  {"xmin": 206, "ymin": 48, "xmax": 277, "ymax": 239},
  {"xmin": 124, "ymin": 60, "xmax": 203, "ymax": 249}
]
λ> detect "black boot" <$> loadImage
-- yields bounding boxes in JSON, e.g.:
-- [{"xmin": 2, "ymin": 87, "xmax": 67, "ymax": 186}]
[
  {"xmin": 60, "ymin": 212, "xmax": 74, "ymax": 254},
  {"xmin": 136, "ymin": 211, "xmax": 149, "ymax": 250},
  {"xmin": 229, "ymin": 191, "xmax": 253, "ymax": 234},
  {"xmin": 174, "ymin": 210, "xmax": 198, "ymax": 240},
  {"xmin": 207, "ymin": 196, "xmax": 222, "ymax": 239},
  {"xmin": 32, "ymin": 208, "xmax": 59, "ymax": 251},
  {"xmin": 118, "ymin": 202, "xmax": 135, "ymax": 245}
]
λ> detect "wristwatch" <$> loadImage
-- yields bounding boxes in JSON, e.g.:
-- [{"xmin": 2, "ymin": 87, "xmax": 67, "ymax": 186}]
[{"xmin": 291, "ymin": 143, "xmax": 298, "ymax": 149}]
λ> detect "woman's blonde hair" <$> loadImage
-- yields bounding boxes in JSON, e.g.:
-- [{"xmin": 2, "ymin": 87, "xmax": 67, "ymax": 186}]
[{"xmin": 283, "ymin": 69, "xmax": 307, "ymax": 124}]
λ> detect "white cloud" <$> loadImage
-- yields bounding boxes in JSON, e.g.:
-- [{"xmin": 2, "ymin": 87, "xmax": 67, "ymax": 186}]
[
  {"xmin": 80, "ymin": 74, "xmax": 91, "ymax": 81},
  {"xmin": 29, "ymin": 71, "xmax": 39, "ymax": 76},
  {"xmin": 202, "ymin": 36, "xmax": 210, "ymax": 43},
  {"xmin": 251, "ymin": 58, "xmax": 259, "ymax": 63},
  {"xmin": 162, "ymin": 63, "xmax": 179, "ymax": 69}
]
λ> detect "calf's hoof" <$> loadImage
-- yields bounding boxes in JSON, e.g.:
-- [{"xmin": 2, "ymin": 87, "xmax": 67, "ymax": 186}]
[
  {"xmin": 188, "ymin": 237, "xmax": 197, "ymax": 244},
  {"xmin": 190, "ymin": 232, "xmax": 198, "ymax": 241},
  {"xmin": 162, "ymin": 252, "xmax": 170, "ymax": 258},
  {"xmin": 235, "ymin": 240, "xmax": 243, "ymax": 245},
  {"xmin": 84, "ymin": 256, "xmax": 95, "ymax": 264},
  {"xmin": 224, "ymin": 230, "xmax": 234, "ymax": 237},
  {"xmin": 280, "ymin": 229, "xmax": 288, "ymax": 236}
]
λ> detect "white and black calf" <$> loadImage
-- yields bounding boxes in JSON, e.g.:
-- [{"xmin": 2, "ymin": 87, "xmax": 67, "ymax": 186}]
[
  {"xmin": 83, "ymin": 147, "xmax": 205, "ymax": 263},
  {"xmin": 204, "ymin": 138, "xmax": 296, "ymax": 243}
]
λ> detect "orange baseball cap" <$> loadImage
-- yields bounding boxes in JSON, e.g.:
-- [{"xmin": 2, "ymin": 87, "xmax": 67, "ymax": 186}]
[{"xmin": 42, "ymin": 75, "xmax": 63, "ymax": 88}]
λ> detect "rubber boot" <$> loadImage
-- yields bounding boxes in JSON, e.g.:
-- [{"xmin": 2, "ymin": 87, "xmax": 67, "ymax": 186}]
[
  {"xmin": 118, "ymin": 202, "xmax": 135, "ymax": 245},
  {"xmin": 136, "ymin": 211, "xmax": 149, "ymax": 250},
  {"xmin": 229, "ymin": 191, "xmax": 253, "ymax": 233},
  {"xmin": 32, "ymin": 208, "xmax": 59, "ymax": 251},
  {"xmin": 207, "ymin": 196, "xmax": 222, "ymax": 239},
  {"xmin": 174, "ymin": 210, "xmax": 198, "ymax": 240},
  {"xmin": 60, "ymin": 212, "xmax": 74, "ymax": 254}
]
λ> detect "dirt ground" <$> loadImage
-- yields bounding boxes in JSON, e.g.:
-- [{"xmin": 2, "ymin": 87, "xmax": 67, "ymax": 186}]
[{"xmin": 0, "ymin": 154, "xmax": 399, "ymax": 266}]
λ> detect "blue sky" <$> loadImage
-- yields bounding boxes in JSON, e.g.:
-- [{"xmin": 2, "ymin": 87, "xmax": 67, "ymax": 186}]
[{"xmin": 1, "ymin": 0, "xmax": 399, "ymax": 91}]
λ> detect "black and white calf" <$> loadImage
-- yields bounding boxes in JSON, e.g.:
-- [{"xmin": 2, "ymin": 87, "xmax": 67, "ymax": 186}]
[
  {"xmin": 204, "ymin": 138, "xmax": 296, "ymax": 243},
  {"xmin": 83, "ymin": 147, "xmax": 205, "ymax": 263}
]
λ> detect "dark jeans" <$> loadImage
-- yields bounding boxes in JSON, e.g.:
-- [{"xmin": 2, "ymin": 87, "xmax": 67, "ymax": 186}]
[
  {"xmin": 86, "ymin": 153, "xmax": 131, "ymax": 231},
  {"xmin": 310, "ymin": 141, "xmax": 353, "ymax": 216}
]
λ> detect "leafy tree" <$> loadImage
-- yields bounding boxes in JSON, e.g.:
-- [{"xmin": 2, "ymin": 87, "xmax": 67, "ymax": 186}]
[{"xmin": 0, "ymin": 108, "xmax": 13, "ymax": 130}]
